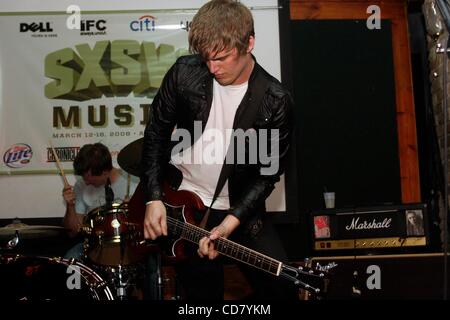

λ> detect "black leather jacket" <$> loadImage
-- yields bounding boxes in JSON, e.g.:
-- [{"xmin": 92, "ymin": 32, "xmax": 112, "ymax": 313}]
[{"xmin": 141, "ymin": 54, "xmax": 293, "ymax": 225}]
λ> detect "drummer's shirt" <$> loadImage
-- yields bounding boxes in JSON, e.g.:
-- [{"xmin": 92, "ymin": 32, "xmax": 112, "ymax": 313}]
[
  {"xmin": 170, "ymin": 79, "xmax": 248, "ymax": 210},
  {"xmin": 73, "ymin": 170, "xmax": 138, "ymax": 214}
]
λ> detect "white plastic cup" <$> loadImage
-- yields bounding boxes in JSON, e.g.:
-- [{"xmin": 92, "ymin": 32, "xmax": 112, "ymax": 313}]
[{"xmin": 324, "ymin": 192, "xmax": 335, "ymax": 209}]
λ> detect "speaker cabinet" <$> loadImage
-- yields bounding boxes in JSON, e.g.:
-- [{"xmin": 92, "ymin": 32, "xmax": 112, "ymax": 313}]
[{"xmin": 308, "ymin": 253, "xmax": 449, "ymax": 299}]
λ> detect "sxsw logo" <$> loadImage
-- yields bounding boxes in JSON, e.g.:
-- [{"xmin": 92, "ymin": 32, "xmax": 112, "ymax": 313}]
[{"xmin": 20, "ymin": 22, "xmax": 53, "ymax": 33}]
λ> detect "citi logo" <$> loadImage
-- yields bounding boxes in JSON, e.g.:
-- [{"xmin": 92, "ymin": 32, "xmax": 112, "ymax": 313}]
[
  {"xmin": 130, "ymin": 15, "xmax": 156, "ymax": 32},
  {"xmin": 20, "ymin": 22, "xmax": 53, "ymax": 33}
]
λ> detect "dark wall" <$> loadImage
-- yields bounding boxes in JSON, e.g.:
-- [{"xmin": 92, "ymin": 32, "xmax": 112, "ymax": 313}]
[
  {"xmin": 279, "ymin": 16, "xmax": 403, "ymax": 259},
  {"xmin": 291, "ymin": 19, "xmax": 401, "ymax": 212}
]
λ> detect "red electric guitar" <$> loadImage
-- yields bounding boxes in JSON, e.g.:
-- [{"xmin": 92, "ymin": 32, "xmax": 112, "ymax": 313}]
[{"xmin": 127, "ymin": 182, "xmax": 329, "ymax": 296}]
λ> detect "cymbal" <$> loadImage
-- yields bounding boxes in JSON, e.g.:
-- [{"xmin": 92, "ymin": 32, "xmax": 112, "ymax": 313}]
[
  {"xmin": 0, "ymin": 223, "xmax": 66, "ymax": 239},
  {"xmin": 117, "ymin": 138, "xmax": 143, "ymax": 177}
]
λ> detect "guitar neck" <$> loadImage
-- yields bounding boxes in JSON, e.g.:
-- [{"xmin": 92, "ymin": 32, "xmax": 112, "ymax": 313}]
[{"xmin": 167, "ymin": 216, "xmax": 282, "ymax": 276}]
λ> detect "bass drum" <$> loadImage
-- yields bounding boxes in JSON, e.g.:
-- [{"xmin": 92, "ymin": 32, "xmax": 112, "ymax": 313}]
[{"xmin": 0, "ymin": 254, "xmax": 114, "ymax": 301}]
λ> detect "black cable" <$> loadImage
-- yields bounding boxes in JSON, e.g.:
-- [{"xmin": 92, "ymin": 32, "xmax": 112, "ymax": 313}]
[
  {"xmin": 105, "ymin": 177, "xmax": 114, "ymax": 210},
  {"xmin": 434, "ymin": 0, "xmax": 449, "ymax": 300}
]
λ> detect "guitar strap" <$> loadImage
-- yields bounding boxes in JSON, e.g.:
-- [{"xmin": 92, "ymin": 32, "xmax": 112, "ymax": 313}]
[{"xmin": 199, "ymin": 68, "xmax": 268, "ymax": 229}]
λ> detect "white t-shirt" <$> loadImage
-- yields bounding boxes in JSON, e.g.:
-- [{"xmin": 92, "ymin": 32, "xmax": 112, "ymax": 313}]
[
  {"xmin": 74, "ymin": 170, "xmax": 138, "ymax": 214},
  {"xmin": 172, "ymin": 79, "xmax": 248, "ymax": 209}
]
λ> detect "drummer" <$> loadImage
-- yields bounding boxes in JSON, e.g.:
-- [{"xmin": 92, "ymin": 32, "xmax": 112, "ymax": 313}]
[{"xmin": 62, "ymin": 142, "xmax": 137, "ymax": 258}]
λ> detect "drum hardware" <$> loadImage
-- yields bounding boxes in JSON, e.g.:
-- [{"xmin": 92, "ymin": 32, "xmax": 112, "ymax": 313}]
[
  {"xmin": 6, "ymin": 231, "xmax": 19, "ymax": 249},
  {"xmin": 95, "ymin": 230, "xmax": 105, "ymax": 238},
  {"xmin": 92, "ymin": 263, "xmax": 143, "ymax": 300},
  {"xmin": 91, "ymin": 280, "xmax": 111, "ymax": 291},
  {"xmin": 95, "ymin": 215, "xmax": 105, "ymax": 224},
  {"xmin": 80, "ymin": 225, "xmax": 92, "ymax": 235},
  {"xmin": 0, "ymin": 222, "xmax": 67, "ymax": 239},
  {"xmin": 0, "ymin": 254, "xmax": 114, "ymax": 300},
  {"xmin": 115, "ymin": 265, "xmax": 127, "ymax": 300},
  {"xmin": 81, "ymin": 203, "xmax": 148, "ymax": 299}
]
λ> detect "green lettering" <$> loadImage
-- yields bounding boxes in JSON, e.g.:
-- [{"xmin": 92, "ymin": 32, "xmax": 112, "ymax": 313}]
[
  {"xmin": 45, "ymin": 48, "xmax": 87, "ymax": 101},
  {"xmin": 111, "ymin": 40, "xmax": 141, "ymax": 96},
  {"xmin": 75, "ymin": 41, "xmax": 112, "ymax": 98}
]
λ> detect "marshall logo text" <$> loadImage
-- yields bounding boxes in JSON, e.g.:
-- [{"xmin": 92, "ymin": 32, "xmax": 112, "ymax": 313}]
[{"xmin": 345, "ymin": 217, "xmax": 392, "ymax": 231}]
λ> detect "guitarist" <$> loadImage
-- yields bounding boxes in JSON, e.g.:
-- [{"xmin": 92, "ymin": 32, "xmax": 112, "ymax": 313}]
[{"xmin": 141, "ymin": 0, "xmax": 296, "ymax": 300}]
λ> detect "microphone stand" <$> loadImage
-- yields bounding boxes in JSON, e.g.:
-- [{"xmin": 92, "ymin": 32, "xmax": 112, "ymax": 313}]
[{"xmin": 105, "ymin": 178, "xmax": 128, "ymax": 300}]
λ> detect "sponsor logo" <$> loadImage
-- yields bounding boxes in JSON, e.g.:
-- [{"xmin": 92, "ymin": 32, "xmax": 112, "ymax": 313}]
[
  {"xmin": 3, "ymin": 143, "xmax": 33, "ymax": 168},
  {"xmin": 47, "ymin": 146, "xmax": 80, "ymax": 162},
  {"xmin": 20, "ymin": 22, "xmax": 53, "ymax": 33},
  {"xmin": 80, "ymin": 19, "xmax": 107, "ymax": 36},
  {"xmin": 20, "ymin": 21, "xmax": 57, "ymax": 38},
  {"xmin": 130, "ymin": 15, "xmax": 156, "ymax": 32}
]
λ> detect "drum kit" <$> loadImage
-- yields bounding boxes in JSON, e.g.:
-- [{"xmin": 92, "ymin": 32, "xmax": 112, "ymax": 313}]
[
  {"xmin": 0, "ymin": 139, "xmax": 166, "ymax": 301},
  {"xmin": 0, "ymin": 206, "xmax": 148, "ymax": 301}
]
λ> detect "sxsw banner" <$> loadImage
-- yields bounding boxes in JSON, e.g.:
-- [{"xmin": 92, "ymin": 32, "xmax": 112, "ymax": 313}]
[{"xmin": 0, "ymin": 10, "xmax": 193, "ymax": 174}]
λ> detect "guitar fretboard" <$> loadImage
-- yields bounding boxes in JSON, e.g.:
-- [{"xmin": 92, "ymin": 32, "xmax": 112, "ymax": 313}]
[{"xmin": 167, "ymin": 216, "xmax": 281, "ymax": 276}]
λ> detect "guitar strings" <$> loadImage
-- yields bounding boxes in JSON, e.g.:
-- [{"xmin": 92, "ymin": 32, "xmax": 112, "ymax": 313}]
[{"xmin": 166, "ymin": 215, "xmax": 282, "ymax": 275}]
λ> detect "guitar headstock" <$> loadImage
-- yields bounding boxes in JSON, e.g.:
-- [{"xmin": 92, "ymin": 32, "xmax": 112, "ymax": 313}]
[{"xmin": 280, "ymin": 261, "xmax": 332, "ymax": 299}]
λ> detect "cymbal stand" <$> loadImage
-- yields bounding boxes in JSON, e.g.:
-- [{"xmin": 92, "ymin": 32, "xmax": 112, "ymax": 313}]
[{"xmin": 115, "ymin": 217, "xmax": 129, "ymax": 300}]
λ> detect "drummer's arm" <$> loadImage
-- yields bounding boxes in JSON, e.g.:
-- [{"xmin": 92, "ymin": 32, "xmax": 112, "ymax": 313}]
[
  {"xmin": 63, "ymin": 206, "xmax": 84, "ymax": 238},
  {"xmin": 62, "ymin": 186, "xmax": 84, "ymax": 237}
]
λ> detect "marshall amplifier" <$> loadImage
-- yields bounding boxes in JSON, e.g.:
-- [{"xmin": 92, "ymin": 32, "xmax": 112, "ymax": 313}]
[{"xmin": 310, "ymin": 203, "xmax": 428, "ymax": 252}]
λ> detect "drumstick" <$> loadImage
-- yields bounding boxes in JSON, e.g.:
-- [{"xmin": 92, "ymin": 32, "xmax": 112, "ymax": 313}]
[{"xmin": 49, "ymin": 140, "xmax": 70, "ymax": 188}]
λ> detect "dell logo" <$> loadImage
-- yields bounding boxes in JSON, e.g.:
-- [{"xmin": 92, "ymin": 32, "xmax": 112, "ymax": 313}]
[{"xmin": 20, "ymin": 22, "xmax": 53, "ymax": 33}]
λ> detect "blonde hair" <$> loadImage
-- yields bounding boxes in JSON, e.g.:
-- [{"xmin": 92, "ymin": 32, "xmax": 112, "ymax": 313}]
[{"xmin": 189, "ymin": 0, "xmax": 254, "ymax": 57}]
